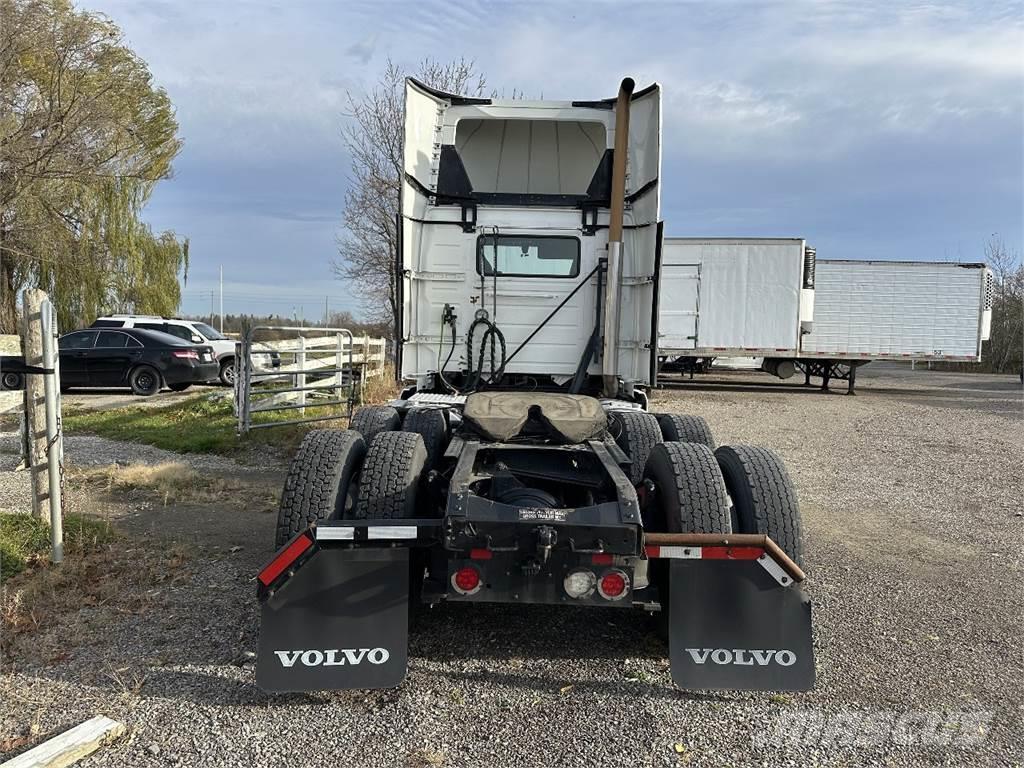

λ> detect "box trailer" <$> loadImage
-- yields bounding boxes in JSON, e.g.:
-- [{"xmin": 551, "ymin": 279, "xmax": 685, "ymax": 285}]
[
  {"xmin": 800, "ymin": 259, "xmax": 992, "ymax": 361},
  {"xmin": 254, "ymin": 78, "xmax": 814, "ymax": 695},
  {"xmin": 657, "ymin": 238, "xmax": 815, "ymax": 376},
  {"xmin": 789, "ymin": 259, "xmax": 992, "ymax": 393}
]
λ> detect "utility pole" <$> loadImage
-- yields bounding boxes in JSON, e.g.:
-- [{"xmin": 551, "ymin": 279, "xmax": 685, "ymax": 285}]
[
  {"xmin": 219, "ymin": 265, "xmax": 224, "ymax": 332},
  {"xmin": 324, "ymin": 296, "xmax": 328, "ymax": 326}
]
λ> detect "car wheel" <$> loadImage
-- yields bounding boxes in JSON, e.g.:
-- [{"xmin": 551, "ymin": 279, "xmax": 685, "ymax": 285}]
[
  {"xmin": 129, "ymin": 365, "xmax": 161, "ymax": 396},
  {"xmin": 219, "ymin": 358, "xmax": 236, "ymax": 387},
  {"xmin": 1, "ymin": 371, "xmax": 23, "ymax": 390},
  {"xmin": 168, "ymin": 382, "xmax": 192, "ymax": 392}
]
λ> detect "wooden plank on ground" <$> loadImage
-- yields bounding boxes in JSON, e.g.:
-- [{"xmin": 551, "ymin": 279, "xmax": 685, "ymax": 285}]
[{"xmin": 0, "ymin": 716, "xmax": 125, "ymax": 768}]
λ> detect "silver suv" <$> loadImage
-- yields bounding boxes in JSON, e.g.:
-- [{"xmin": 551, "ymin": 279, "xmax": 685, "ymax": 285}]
[{"xmin": 90, "ymin": 315, "xmax": 279, "ymax": 386}]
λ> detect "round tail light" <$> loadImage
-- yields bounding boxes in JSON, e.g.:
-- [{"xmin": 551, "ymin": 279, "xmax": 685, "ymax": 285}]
[
  {"xmin": 563, "ymin": 569, "xmax": 597, "ymax": 599},
  {"xmin": 452, "ymin": 566, "xmax": 482, "ymax": 595},
  {"xmin": 598, "ymin": 569, "xmax": 629, "ymax": 601}
]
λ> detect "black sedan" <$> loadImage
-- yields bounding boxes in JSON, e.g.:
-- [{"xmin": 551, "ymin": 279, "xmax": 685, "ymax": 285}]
[{"xmin": 58, "ymin": 328, "xmax": 219, "ymax": 396}]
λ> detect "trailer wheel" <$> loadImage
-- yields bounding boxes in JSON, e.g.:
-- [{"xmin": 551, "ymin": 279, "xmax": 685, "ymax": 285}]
[
  {"xmin": 401, "ymin": 408, "xmax": 447, "ymax": 468},
  {"xmin": 275, "ymin": 429, "xmax": 366, "ymax": 548},
  {"xmin": 355, "ymin": 431, "xmax": 427, "ymax": 519},
  {"xmin": 611, "ymin": 411, "xmax": 663, "ymax": 485},
  {"xmin": 643, "ymin": 442, "xmax": 731, "ymax": 534},
  {"xmin": 349, "ymin": 405, "xmax": 400, "ymax": 441},
  {"xmin": 655, "ymin": 413, "xmax": 715, "ymax": 449},
  {"xmin": 715, "ymin": 445, "xmax": 804, "ymax": 567}
]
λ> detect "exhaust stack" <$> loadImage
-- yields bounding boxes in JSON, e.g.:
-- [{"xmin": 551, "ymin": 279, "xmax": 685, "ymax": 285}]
[{"xmin": 602, "ymin": 77, "xmax": 635, "ymax": 397}]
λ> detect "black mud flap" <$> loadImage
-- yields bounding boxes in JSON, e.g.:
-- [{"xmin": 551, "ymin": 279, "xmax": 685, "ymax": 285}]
[
  {"xmin": 668, "ymin": 559, "xmax": 814, "ymax": 691},
  {"xmin": 256, "ymin": 547, "xmax": 409, "ymax": 692}
]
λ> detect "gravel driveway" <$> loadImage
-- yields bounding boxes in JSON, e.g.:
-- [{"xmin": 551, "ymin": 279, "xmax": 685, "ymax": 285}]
[{"xmin": 2, "ymin": 366, "xmax": 1022, "ymax": 767}]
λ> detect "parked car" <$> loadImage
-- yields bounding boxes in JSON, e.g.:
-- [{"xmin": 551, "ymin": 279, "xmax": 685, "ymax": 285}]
[
  {"xmin": 90, "ymin": 315, "xmax": 280, "ymax": 386},
  {"xmin": 58, "ymin": 328, "xmax": 218, "ymax": 396}
]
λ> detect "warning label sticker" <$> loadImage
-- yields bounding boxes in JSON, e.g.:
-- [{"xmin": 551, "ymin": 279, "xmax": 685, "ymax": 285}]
[{"xmin": 517, "ymin": 508, "xmax": 570, "ymax": 522}]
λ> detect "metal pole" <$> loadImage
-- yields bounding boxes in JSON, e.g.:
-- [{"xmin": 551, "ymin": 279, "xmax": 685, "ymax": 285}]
[
  {"xmin": 221, "ymin": 271, "xmax": 225, "ymax": 331},
  {"xmin": 40, "ymin": 300, "xmax": 63, "ymax": 564}
]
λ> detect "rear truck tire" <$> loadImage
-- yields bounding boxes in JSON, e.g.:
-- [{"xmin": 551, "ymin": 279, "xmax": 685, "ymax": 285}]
[
  {"xmin": 349, "ymin": 405, "xmax": 401, "ymax": 442},
  {"xmin": 643, "ymin": 442, "xmax": 732, "ymax": 534},
  {"xmin": 218, "ymin": 358, "xmax": 236, "ymax": 387},
  {"xmin": 643, "ymin": 442, "xmax": 731, "ymax": 640},
  {"xmin": 715, "ymin": 444, "xmax": 804, "ymax": 567},
  {"xmin": 275, "ymin": 429, "xmax": 367, "ymax": 548},
  {"xmin": 401, "ymin": 408, "xmax": 447, "ymax": 469},
  {"xmin": 355, "ymin": 430, "xmax": 428, "ymax": 622},
  {"xmin": 168, "ymin": 382, "xmax": 192, "ymax": 392},
  {"xmin": 355, "ymin": 431, "xmax": 427, "ymax": 519},
  {"xmin": 655, "ymin": 413, "xmax": 716, "ymax": 449},
  {"xmin": 611, "ymin": 410, "xmax": 663, "ymax": 485},
  {"xmin": 129, "ymin": 365, "xmax": 161, "ymax": 396}
]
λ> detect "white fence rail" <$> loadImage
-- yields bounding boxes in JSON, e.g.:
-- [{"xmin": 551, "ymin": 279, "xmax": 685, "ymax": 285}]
[{"xmin": 235, "ymin": 326, "xmax": 387, "ymax": 434}]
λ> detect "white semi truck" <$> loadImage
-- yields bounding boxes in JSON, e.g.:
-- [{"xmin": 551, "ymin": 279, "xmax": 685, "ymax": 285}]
[
  {"xmin": 657, "ymin": 238, "xmax": 993, "ymax": 392},
  {"xmin": 255, "ymin": 79, "xmax": 814, "ymax": 695}
]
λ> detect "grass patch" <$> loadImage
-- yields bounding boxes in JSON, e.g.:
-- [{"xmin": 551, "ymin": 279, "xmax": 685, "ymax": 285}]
[
  {"xmin": 0, "ymin": 513, "xmax": 115, "ymax": 580},
  {"xmin": 70, "ymin": 461, "xmax": 279, "ymax": 510},
  {"xmin": 63, "ymin": 368, "xmax": 400, "ymax": 457}
]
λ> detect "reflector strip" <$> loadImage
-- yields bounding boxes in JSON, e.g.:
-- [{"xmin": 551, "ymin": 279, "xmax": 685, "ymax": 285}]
[
  {"xmin": 257, "ymin": 534, "xmax": 313, "ymax": 586},
  {"xmin": 367, "ymin": 525, "xmax": 418, "ymax": 540},
  {"xmin": 644, "ymin": 545, "xmax": 700, "ymax": 559},
  {"xmin": 469, "ymin": 548, "xmax": 493, "ymax": 560},
  {"xmin": 757, "ymin": 552, "xmax": 793, "ymax": 586},
  {"xmin": 701, "ymin": 546, "xmax": 765, "ymax": 560},
  {"xmin": 591, "ymin": 553, "xmax": 614, "ymax": 565},
  {"xmin": 316, "ymin": 526, "xmax": 355, "ymax": 541}
]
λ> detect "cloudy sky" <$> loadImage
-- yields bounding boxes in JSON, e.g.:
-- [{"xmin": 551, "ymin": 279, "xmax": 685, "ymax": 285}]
[{"xmin": 88, "ymin": 0, "xmax": 1023, "ymax": 320}]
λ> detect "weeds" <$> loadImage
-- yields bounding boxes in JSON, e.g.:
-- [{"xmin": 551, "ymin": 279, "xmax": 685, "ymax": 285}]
[
  {"xmin": 0, "ymin": 513, "xmax": 115, "ymax": 580},
  {"xmin": 69, "ymin": 462, "xmax": 278, "ymax": 510}
]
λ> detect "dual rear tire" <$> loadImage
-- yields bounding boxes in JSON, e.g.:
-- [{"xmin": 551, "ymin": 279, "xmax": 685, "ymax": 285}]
[
  {"xmin": 274, "ymin": 409, "xmax": 435, "ymax": 547},
  {"xmin": 641, "ymin": 440, "xmax": 804, "ymax": 567}
]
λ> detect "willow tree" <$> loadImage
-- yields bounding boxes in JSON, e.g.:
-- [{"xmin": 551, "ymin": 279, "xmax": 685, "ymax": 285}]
[{"xmin": 0, "ymin": 0, "xmax": 187, "ymax": 334}]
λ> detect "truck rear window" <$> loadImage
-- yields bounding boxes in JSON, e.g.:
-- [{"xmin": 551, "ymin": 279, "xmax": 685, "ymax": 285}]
[{"xmin": 477, "ymin": 236, "xmax": 580, "ymax": 278}]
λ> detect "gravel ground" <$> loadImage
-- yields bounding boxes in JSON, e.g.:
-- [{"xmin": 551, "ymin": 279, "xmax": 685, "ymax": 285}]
[
  {"xmin": 2, "ymin": 366, "xmax": 1022, "ymax": 767},
  {"xmin": 0, "ymin": 430, "xmax": 272, "ymax": 515}
]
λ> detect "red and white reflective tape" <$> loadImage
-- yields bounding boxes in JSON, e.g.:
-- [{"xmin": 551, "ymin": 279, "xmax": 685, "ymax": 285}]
[{"xmin": 644, "ymin": 544, "xmax": 794, "ymax": 586}]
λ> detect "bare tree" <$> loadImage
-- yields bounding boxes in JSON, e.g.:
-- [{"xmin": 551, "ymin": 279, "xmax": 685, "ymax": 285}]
[
  {"xmin": 983, "ymin": 236, "xmax": 1023, "ymax": 374},
  {"xmin": 334, "ymin": 58, "xmax": 487, "ymax": 335}
]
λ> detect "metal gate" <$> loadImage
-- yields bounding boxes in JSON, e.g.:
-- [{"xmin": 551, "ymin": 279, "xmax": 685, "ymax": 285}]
[{"xmin": 236, "ymin": 325, "xmax": 357, "ymax": 434}]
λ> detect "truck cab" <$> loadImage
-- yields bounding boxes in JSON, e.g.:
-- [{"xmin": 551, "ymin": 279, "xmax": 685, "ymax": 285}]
[{"xmin": 398, "ymin": 78, "xmax": 662, "ymax": 398}]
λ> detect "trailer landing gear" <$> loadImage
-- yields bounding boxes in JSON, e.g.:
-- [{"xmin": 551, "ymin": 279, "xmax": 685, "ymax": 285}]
[{"xmin": 796, "ymin": 360, "xmax": 864, "ymax": 395}]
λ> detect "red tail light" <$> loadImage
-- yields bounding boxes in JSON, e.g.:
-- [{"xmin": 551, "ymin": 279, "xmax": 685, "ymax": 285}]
[
  {"xmin": 257, "ymin": 532, "xmax": 313, "ymax": 587},
  {"xmin": 172, "ymin": 349, "xmax": 199, "ymax": 360},
  {"xmin": 598, "ymin": 570, "xmax": 628, "ymax": 600},
  {"xmin": 452, "ymin": 566, "xmax": 481, "ymax": 595}
]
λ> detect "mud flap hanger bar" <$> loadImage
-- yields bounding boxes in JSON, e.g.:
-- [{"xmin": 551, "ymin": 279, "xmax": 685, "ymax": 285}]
[{"xmin": 643, "ymin": 532, "xmax": 805, "ymax": 584}]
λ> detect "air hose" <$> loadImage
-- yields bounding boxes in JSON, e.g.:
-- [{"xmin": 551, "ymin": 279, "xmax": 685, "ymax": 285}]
[{"xmin": 465, "ymin": 313, "xmax": 506, "ymax": 392}]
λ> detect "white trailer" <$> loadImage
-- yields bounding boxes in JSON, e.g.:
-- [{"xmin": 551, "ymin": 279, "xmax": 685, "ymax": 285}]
[
  {"xmin": 793, "ymin": 259, "xmax": 992, "ymax": 392},
  {"xmin": 657, "ymin": 237, "xmax": 815, "ymax": 375}
]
